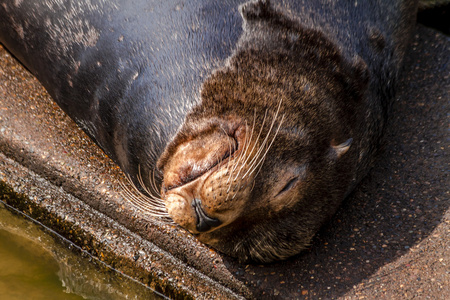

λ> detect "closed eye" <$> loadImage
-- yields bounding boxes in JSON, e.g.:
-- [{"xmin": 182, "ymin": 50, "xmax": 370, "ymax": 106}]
[{"xmin": 276, "ymin": 176, "xmax": 299, "ymax": 196}]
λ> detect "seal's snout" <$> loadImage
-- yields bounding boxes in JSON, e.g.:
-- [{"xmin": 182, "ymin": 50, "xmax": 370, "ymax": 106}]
[
  {"xmin": 159, "ymin": 119, "xmax": 250, "ymax": 236},
  {"xmin": 192, "ymin": 198, "xmax": 222, "ymax": 232}
]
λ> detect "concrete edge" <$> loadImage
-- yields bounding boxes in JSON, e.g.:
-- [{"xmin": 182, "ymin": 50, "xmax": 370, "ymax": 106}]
[{"xmin": 0, "ymin": 151, "xmax": 245, "ymax": 300}]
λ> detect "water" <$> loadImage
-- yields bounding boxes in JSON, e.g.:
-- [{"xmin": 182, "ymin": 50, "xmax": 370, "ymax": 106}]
[
  {"xmin": 0, "ymin": 228, "xmax": 84, "ymax": 300},
  {"xmin": 0, "ymin": 203, "xmax": 165, "ymax": 300}
]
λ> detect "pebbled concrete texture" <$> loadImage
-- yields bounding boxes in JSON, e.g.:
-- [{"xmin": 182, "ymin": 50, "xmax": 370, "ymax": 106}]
[{"xmin": 0, "ymin": 24, "xmax": 448, "ymax": 299}]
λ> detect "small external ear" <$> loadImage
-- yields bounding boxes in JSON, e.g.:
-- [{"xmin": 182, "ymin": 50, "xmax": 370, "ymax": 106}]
[
  {"xmin": 240, "ymin": 0, "xmax": 271, "ymax": 22},
  {"xmin": 331, "ymin": 138, "xmax": 353, "ymax": 159}
]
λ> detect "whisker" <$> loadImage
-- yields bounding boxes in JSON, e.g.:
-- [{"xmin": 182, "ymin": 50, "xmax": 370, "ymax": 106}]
[
  {"xmin": 119, "ymin": 179, "xmax": 171, "ymax": 217},
  {"xmin": 149, "ymin": 167, "xmax": 162, "ymax": 199},
  {"xmin": 227, "ymin": 109, "xmax": 259, "ymax": 198},
  {"xmin": 118, "ymin": 164, "xmax": 173, "ymax": 220},
  {"xmin": 231, "ymin": 108, "xmax": 266, "ymax": 183},
  {"xmin": 249, "ymin": 178, "xmax": 257, "ymax": 193},
  {"xmin": 218, "ymin": 126, "xmax": 235, "ymax": 187},
  {"xmin": 242, "ymin": 100, "xmax": 282, "ymax": 179},
  {"xmin": 225, "ymin": 120, "xmax": 250, "ymax": 199},
  {"xmin": 231, "ymin": 116, "xmax": 255, "ymax": 181},
  {"xmin": 227, "ymin": 122, "xmax": 250, "ymax": 184},
  {"xmin": 137, "ymin": 167, "xmax": 158, "ymax": 199},
  {"xmin": 215, "ymin": 127, "xmax": 236, "ymax": 201},
  {"xmin": 246, "ymin": 114, "xmax": 285, "ymax": 179},
  {"xmin": 135, "ymin": 166, "xmax": 166, "ymax": 207},
  {"xmin": 226, "ymin": 116, "xmax": 253, "ymax": 197},
  {"xmin": 248, "ymin": 121, "xmax": 283, "ymax": 179},
  {"xmin": 219, "ymin": 127, "xmax": 234, "ymax": 169},
  {"xmin": 242, "ymin": 108, "xmax": 266, "ymax": 168},
  {"xmin": 229, "ymin": 111, "xmax": 259, "ymax": 198},
  {"xmin": 136, "ymin": 175, "xmax": 166, "ymax": 208},
  {"xmin": 123, "ymin": 180, "xmax": 168, "ymax": 212}
]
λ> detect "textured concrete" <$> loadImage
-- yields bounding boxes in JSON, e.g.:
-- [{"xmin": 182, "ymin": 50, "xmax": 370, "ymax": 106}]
[{"xmin": 0, "ymin": 24, "xmax": 448, "ymax": 299}]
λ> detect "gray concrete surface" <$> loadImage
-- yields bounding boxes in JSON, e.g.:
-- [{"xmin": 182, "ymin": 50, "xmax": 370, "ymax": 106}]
[{"xmin": 0, "ymin": 24, "xmax": 448, "ymax": 299}]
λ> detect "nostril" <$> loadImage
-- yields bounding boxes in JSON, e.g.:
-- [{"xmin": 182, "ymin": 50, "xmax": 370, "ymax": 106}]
[{"xmin": 192, "ymin": 198, "xmax": 222, "ymax": 232}]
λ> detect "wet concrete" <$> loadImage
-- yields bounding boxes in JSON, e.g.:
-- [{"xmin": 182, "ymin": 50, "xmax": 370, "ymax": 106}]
[{"xmin": 0, "ymin": 24, "xmax": 448, "ymax": 299}]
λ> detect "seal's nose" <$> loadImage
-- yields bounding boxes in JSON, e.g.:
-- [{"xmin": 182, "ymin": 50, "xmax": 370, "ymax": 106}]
[{"xmin": 192, "ymin": 198, "xmax": 222, "ymax": 232}]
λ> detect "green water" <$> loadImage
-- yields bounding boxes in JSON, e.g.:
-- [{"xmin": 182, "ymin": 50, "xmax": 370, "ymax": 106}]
[
  {"xmin": 0, "ymin": 204, "xmax": 164, "ymax": 300},
  {"xmin": 0, "ymin": 228, "xmax": 84, "ymax": 300}
]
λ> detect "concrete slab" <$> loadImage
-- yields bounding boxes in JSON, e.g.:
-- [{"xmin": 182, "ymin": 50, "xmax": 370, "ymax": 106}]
[{"xmin": 0, "ymin": 24, "xmax": 448, "ymax": 299}]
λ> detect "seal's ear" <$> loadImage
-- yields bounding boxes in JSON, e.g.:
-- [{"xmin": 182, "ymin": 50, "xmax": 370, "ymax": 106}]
[
  {"xmin": 330, "ymin": 138, "xmax": 353, "ymax": 159},
  {"xmin": 240, "ymin": 0, "xmax": 271, "ymax": 22}
]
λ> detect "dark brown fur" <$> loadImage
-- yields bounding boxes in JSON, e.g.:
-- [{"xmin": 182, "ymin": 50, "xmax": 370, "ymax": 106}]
[{"xmin": 158, "ymin": 0, "xmax": 418, "ymax": 262}]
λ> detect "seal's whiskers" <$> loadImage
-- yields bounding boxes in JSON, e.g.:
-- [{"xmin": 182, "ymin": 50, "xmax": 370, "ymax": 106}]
[
  {"xmin": 226, "ymin": 112, "xmax": 256, "ymax": 198},
  {"xmin": 228, "ymin": 122, "xmax": 251, "ymax": 184},
  {"xmin": 232, "ymin": 109, "xmax": 278, "ymax": 199},
  {"xmin": 224, "ymin": 122, "xmax": 248, "ymax": 199},
  {"xmin": 247, "ymin": 114, "xmax": 285, "ymax": 181},
  {"xmin": 136, "ymin": 168, "xmax": 166, "ymax": 208},
  {"xmin": 125, "ymin": 179, "xmax": 167, "ymax": 212},
  {"xmin": 119, "ymin": 179, "xmax": 171, "ymax": 219},
  {"xmin": 119, "ymin": 166, "xmax": 172, "ymax": 219},
  {"xmin": 231, "ymin": 115, "xmax": 255, "ymax": 184},
  {"xmin": 219, "ymin": 126, "xmax": 234, "ymax": 172},
  {"xmin": 233, "ymin": 108, "xmax": 268, "ymax": 183},
  {"xmin": 242, "ymin": 100, "xmax": 283, "ymax": 180},
  {"xmin": 149, "ymin": 167, "xmax": 163, "ymax": 199}
]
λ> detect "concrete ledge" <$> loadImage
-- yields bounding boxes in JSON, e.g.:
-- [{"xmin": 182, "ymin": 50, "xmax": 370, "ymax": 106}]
[
  {"xmin": 0, "ymin": 25, "xmax": 449, "ymax": 299},
  {"xmin": 0, "ymin": 153, "xmax": 243, "ymax": 299}
]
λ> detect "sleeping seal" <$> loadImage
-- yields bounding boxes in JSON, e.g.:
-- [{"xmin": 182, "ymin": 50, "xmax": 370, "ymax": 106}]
[{"xmin": 0, "ymin": 0, "xmax": 418, "ymax": 262}]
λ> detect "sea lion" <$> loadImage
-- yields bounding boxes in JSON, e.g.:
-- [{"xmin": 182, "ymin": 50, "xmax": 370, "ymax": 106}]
[{"xmin": 0, "ymin": 0, "xmax": 418, "ymax": 262}]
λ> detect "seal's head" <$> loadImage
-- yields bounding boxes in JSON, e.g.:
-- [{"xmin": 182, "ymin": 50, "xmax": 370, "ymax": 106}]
[{"xmin": 157, "ymin": 1, "xmax": 368, "ymax": 262}]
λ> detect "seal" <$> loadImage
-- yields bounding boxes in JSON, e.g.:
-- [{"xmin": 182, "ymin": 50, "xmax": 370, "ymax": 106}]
[{"xmin": 0, "ymin": 0, "xmax": 419, "ymax": 262}]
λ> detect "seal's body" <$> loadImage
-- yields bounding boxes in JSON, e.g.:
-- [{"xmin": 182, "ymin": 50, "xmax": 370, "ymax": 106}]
[
  {"xmin": 0, "ymin": 0, "xmax": 243, "ymax": 187},
  {"xmin": 0, "ymin": 0, "xmax": 418, "ymax": 262}
]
